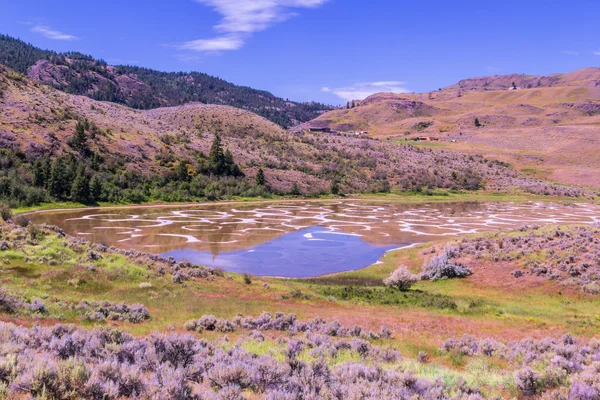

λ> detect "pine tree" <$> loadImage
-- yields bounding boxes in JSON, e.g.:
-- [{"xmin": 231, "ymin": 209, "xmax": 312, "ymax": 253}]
[
  {"xmin": 256, "ymin": 168, "xmax": 265, "ymax": 186},
  {"xmin": 32, "ymin": 160, "xmax": 46, "ymax": 187},
  {"xmin": 89, "ymin": 175, "xmax": 102, "ymax": 202},
  {"xmin": 208, "ymin": 133, "xmax": 225, "ymax": 175},
  {"xmin": 224, "ymin": 149, "xmax": 242, "ymax": 177},
  {"xmin": 175, "ymin": 161, "xmax": 189, "ymax": 182},
  {"xmin": 290, "ymin": 182, "xmax": 301, "ymax": 196},
  {"xmin": 474, "ymin": 117, "xmax": 482, "ymax": 127},
  {"xmin": 71, "ymin": 167, "xmax": 90, "ymax": 204},
  {"xmin": 48, "ymin": 158, "xmax": 67, "ymax": 199},
  {"xmin": 330, "ymin": 180, "xmax": 340, "ymax": 195},
  {"xmin": 71, "ymin": 121, "xmax": 88, "ymax": 150}
]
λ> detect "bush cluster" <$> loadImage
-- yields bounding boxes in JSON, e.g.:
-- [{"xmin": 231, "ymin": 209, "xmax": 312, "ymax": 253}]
[
  {"xmin": 0, "ymin": 321, "xmax": 486, "ymax": 400},
  {"xmin": 440, "ymin": 334, "xmax": 600, "ymax": 398},
  {"xmin": 184, "ymin": 312, "xmax": 393, "ymax": 340},
  {"xmin": 450, "ymin": 224, "xmax": 600, "ymax": 292},
  {"xmin": 76, "ymin": 300, "xmax": 150, "ymax": 323}
]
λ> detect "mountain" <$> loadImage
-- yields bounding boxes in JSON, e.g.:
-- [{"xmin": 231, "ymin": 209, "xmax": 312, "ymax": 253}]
[
  {"xmin": 0, "ymin": 64, "xmax": 587, "ymax": 208},
  {"xmin": 299, "ymin": 68, "xmax": 600, "ymax": 189},
  {"xmin": 0, "ymin": 34, "xmax": 333, "ymax": 128}
]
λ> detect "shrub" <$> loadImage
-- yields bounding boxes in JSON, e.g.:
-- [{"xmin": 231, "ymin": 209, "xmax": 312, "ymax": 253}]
[
  {"xmin": 422, "ymin": 248, "xmax": 472, "ymax": 281},
  {"xmin": 383, "ymin": 267, "xmax": 418, "ymax": 291},
  {"xmin": 515, "ymin": 367, "xmax": 543, "ymax": 395},
  {"xmin": 13, "ymin": 215, "xmax": 30, "ymax": 227},
  {"xmin": 0, "ymin": 204, "xmax": 12, "ymax": 222},
  {"xmin": 243, "ymin": 273, "xmax": 252, "ymax": 285},
  {"xmin": 0, "ymin": 288, "xmax": 24, "ymax": 314}
]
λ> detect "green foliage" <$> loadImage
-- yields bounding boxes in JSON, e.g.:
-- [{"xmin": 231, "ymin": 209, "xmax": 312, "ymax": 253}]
[
  {"xmin": 207, "ymin": 134, "xmax": 243, "ymax": 177},
  {"xmin": 89, "ymin": 175, "xmax": 102, "ymax": 202},
  {"xmin": 290, "ymin": 183, "xmax": 301, "ymax": 196},
  {"xmin": 243, "ymin": 273, "xmax": 252, "ymax": 285},
  {"xmin": 255, "ymin": 168, "xmax": 266, "ymax": 186},
  {"xmin": 70, "ymin": 167, "xmax": 90, "ymax": 204},
  {"xmin": 320, "ymin": 286, "xmax": 462, "ymax": 310},
  {"xmin": 69, "ymin": 121, "xmax": 89, "ymax": 151},
  {"xmin": 330, "ymin": 180, "xmax": 340, "ymax": 195}
]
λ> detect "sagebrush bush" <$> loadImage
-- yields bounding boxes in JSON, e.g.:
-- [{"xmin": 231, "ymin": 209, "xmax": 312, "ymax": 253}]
[
  {"xmin": 422, "ymin": 248, "xmax": 472, "ymax": 281},
  {"xmin": 383, "ymin": 266, "xmax": 418, "ymax": 291}
]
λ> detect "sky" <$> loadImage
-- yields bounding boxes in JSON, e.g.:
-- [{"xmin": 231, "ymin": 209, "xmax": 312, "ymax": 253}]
[{"xmin": 1, "ymin": 0, "xmax": 599, "ymax": 105}]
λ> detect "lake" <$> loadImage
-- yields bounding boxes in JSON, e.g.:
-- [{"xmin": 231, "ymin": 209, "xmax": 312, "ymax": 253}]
[{"xmin": 29, "ymin": 201, "xmax": 600, "ymax": 277}]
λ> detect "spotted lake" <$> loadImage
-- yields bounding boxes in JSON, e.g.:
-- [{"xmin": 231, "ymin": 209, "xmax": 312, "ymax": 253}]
[{"xmin": 29, "ymin": 201, "xmax": 600, "ymax": 278}]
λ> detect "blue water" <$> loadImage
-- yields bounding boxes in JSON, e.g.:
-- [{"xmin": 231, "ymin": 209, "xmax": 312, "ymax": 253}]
[{"xmin": 163, "ymin": 226, "xmax": 399, "ymax": 278}]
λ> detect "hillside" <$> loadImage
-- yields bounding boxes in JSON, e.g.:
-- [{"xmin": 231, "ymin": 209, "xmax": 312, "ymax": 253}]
[
  {"xmin": 0, "ymin": 34, "xmax": 333, "ymax": 128},
  {"xmin": 0, "ymin": 65, "xmax": 589, "ymax": 208},
  {"xmin": 300, "ymin": 68, "xmax": 600, "ymax": 189}
]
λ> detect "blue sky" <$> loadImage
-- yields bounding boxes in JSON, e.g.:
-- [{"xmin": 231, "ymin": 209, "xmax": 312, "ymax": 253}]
[{"xmin": 1, "ymin": 0, "xmax": 599, "ymax": 104}]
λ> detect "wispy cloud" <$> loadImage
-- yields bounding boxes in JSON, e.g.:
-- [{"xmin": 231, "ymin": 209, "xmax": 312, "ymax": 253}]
[
  {"xmin": 562, "ymin": 50, "xmax": 580, "ymax": 56},
  {"xmin": 178, "ymin": 0, "xmax": 328, "ymax": 53},
  {"xmin": 31, "ymin": 25, "xmax": 78, "ymax": 41},
  {"xmin": 593, "ymin": 50, "xmax": 600, "ymax": 56},
  {"xmin": 179, "ymin": 34, "xmax": 245, "ymax": 52},
  {"xmin": 322, "ymin": 81, "xmax": 411, "ymax": 102}
]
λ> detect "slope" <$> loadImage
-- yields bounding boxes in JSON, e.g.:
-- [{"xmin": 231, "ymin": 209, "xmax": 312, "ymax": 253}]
[
  {"xmin": 300, "ymin": 68, "xmax": 600, "ymax": 189},
  {"xmin": 0, "ymin": 34, "xmax": 333, "ymax": 128}
]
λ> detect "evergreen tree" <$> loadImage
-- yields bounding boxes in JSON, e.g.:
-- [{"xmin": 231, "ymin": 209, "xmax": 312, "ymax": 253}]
[
  {"xmin": 71, "ymin": 121, "xmax": 88, "ymax": 150},
  {"xmin": 175, "ymin": 161, "xmax": 189, "ymax": 182},
  {"xmin": 330, "ymin": 180, "xmax": 340, "ymax": 195},
  {"xmin": 71, "ymin": 167, "xmax": 90, "ymax": 204},
  {"xmin": 89, "ymin": 175, "xmax": 102, "ymax": 202},
  {"xmin": 48, "ymin": 157, "xmax": 68, "ymax": 199},
  {"xmin": 208, "ymin": 133, "xmax": 225, "ymax": 175},
  {"xmin": 474, "ymin": 117, "xmax": 482, "ymax": 127},
  {"xmin": 290, "ymin": 182, "xmax": 301, "ymax": 196},
  {"xmin": 224, "ymin": 149, "xmax": 242, "ymax": 177},
  {"xmin": 256, "ymin": 168, "xmax": 265, "ymax": 186},
  {"xmin": 32, "ymin": 160, "xmax": 46, "ymax": 187}
]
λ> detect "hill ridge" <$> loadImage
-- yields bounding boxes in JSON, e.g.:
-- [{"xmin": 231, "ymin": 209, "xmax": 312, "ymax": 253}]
[{"xmin": 0, "ymin": 33, "xmax": 333, "ymax": 128}]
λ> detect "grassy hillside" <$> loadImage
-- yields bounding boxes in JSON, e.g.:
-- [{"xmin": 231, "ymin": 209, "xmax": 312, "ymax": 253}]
[
  {"xmin": 1, "ymin": 65, "xmax": 590, "ymax": 209},
  {"xmin": 300, "ymin": 68, "xmax": 600, "ymax": 189},
  {"xmin": 0, "ymin": 34, "xmax": 333, "ymax": 128}
]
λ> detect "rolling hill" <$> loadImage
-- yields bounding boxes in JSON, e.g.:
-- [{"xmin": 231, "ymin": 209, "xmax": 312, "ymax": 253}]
[
  {"xmin": 0, "ymin": 64, "xmax": 588, "ymax": 208},
  {"xmin": 300, "ymin": 68, "xmax": 600, "ymax": 189},
  {"xmin": 0, "ymin": 34, "xmax": 333, "ymax": 128}
]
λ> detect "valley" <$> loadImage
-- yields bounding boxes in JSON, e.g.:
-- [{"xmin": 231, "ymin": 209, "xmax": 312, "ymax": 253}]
[{"xmin": 0, "ymin": 20, "xmax": 599, "ymax": 399}]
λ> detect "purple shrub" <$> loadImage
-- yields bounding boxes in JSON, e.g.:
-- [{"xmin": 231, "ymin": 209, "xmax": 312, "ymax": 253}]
[
  {"xmin": 422, "ymin": 248, "xmax": 473, "ymax": 281},
  {"xmin": 0, "ymin": 320, "xmax": 598, "ymax": 399},
  {"xmin": 515, "ymin": 367, "xmax": 543, "ymax": 395},
  {"xmin": 184, "ymin": 312, "xmax": 390, "ymax": 340},
  {"xmin": 78, "ymin": 300, "xmax": 150, "ymax": 323}
]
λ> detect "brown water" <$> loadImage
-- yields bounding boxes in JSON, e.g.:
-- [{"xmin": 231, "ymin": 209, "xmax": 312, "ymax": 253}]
[{"xmin": 29, "ymin": 201, "xmax": 600, "ymax": 277}]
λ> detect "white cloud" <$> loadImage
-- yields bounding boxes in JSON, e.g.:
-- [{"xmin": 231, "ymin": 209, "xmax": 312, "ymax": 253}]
[
  {"xmin": 180, "ymin": 0, "xmax": 328, "ymax": 52},
  {"xmin": 179, "ymin": 34, "xmax": 245, "ymax": 52},
  {"xmin": 562, "ymin": 50, "xmax": 580, "ymax": 56},
  {"xmin": 322, "ymin": 81, "xmax": 411, "ymax": 102},
  {"xmin": 594, "ymin": 50, "xmax": 600, "ymax": 56},
  {"xmin": 31, "ymin": 25, "xmax": 77, "ymax": 41}
]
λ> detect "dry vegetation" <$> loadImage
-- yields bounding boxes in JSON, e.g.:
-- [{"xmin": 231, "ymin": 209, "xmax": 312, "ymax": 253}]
[{"xmin": 301, "ymin": 68, "xmax": 600, "ymax": 189}]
